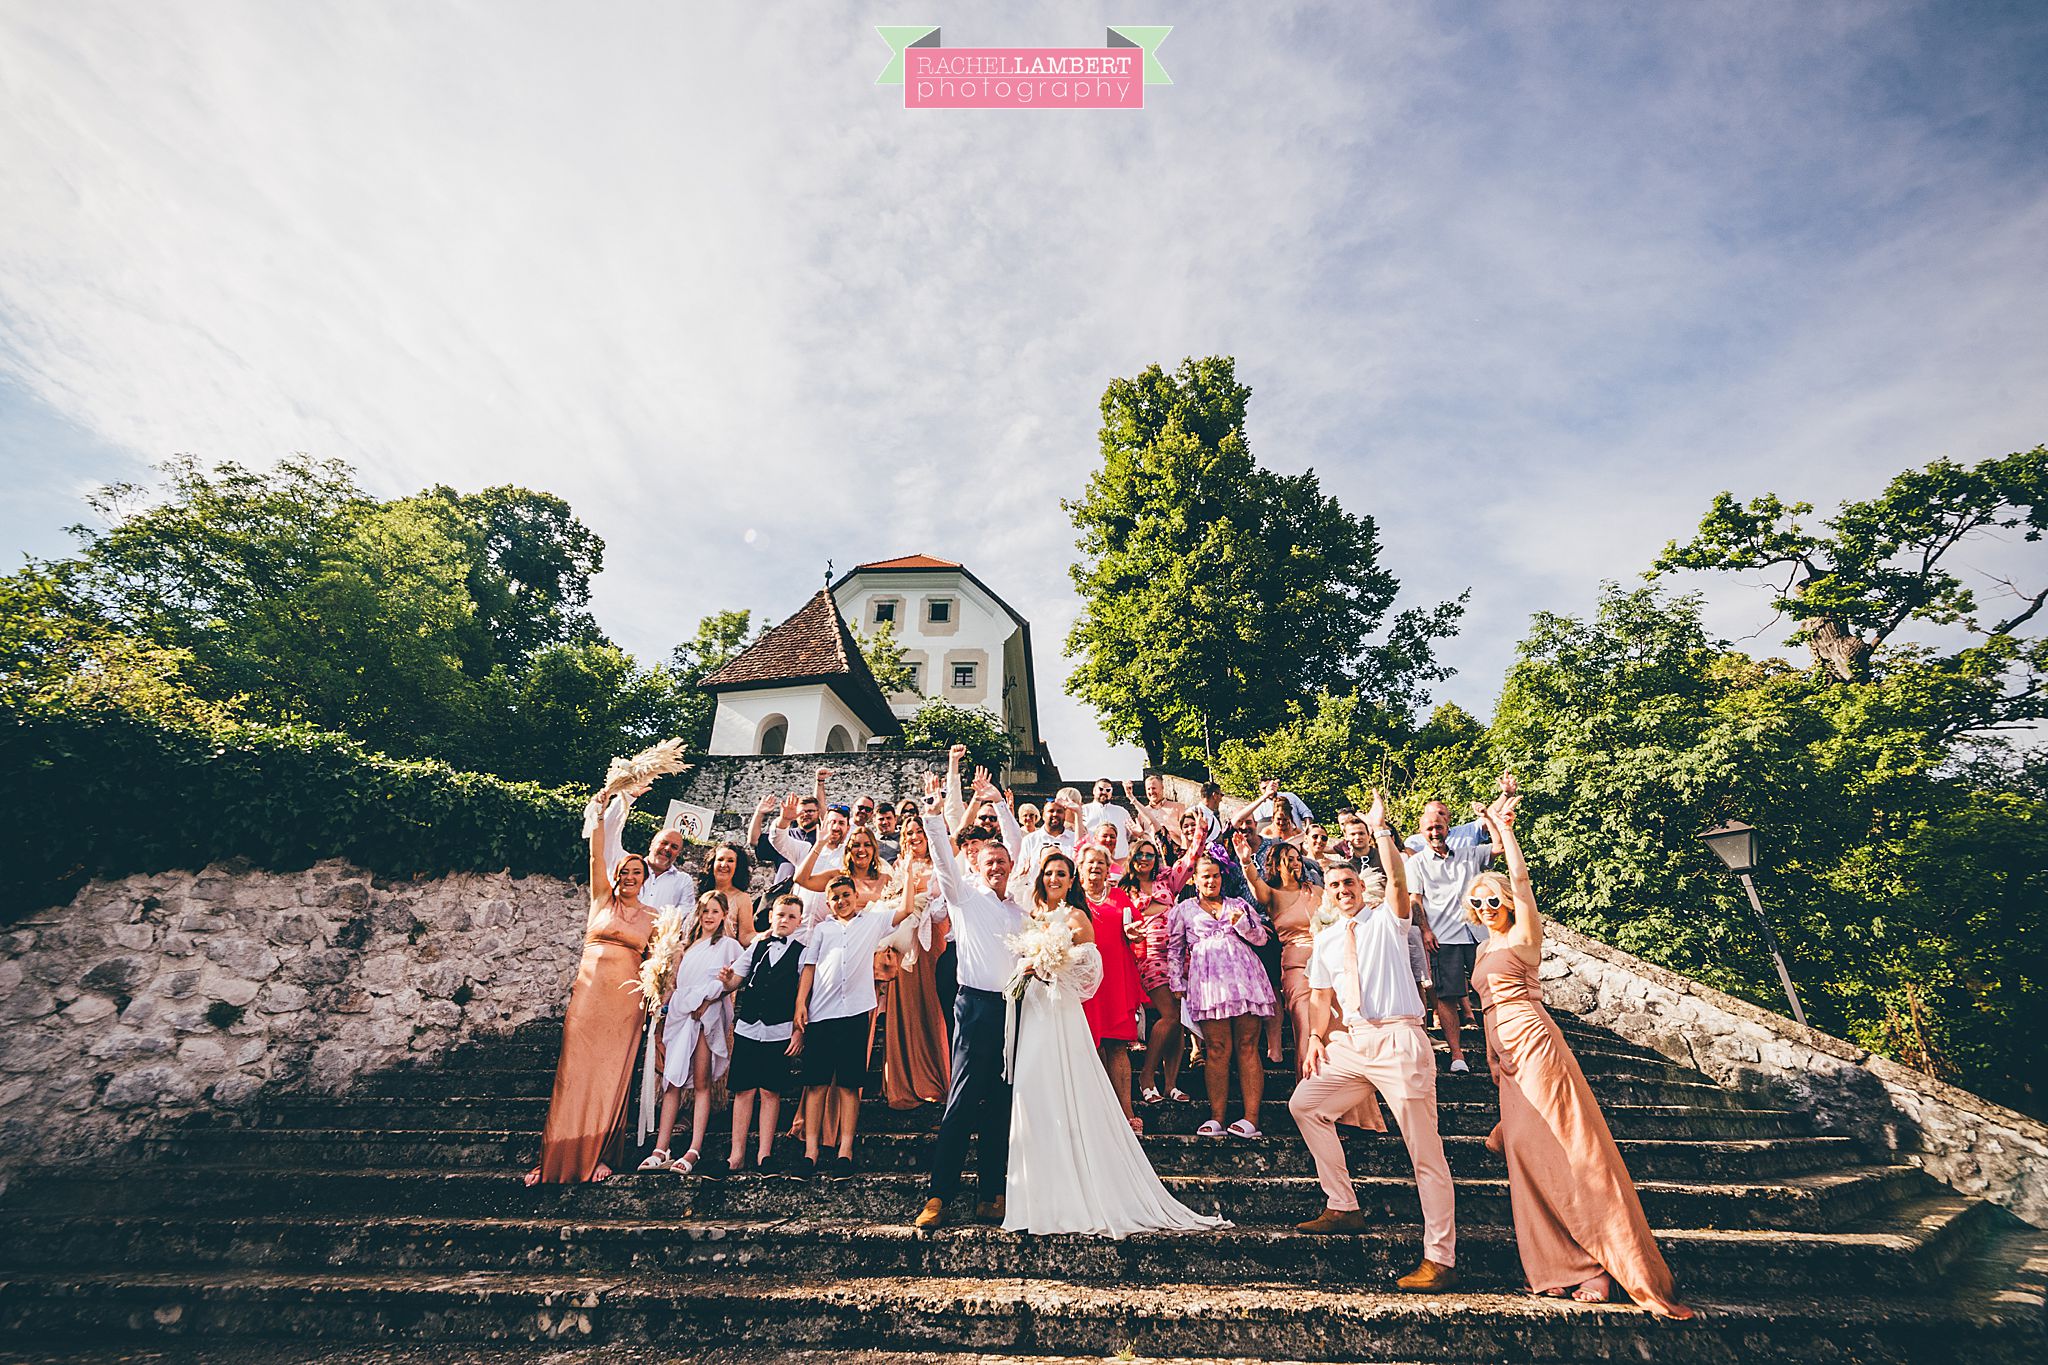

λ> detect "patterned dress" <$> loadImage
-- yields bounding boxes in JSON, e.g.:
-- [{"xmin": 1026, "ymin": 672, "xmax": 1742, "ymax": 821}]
[{"xmin": 1165, "ymin": 897, "xmax": 1275, "ymax": 1023}]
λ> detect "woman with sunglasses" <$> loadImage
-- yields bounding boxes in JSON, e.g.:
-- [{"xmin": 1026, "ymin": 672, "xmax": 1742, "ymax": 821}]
[
  {"xmin": 1467, "ymin": 793, "xmax": 1693, "ymax": 1318},
  {"xmin": 1121, "ymin": 835, "xmax": 1194, "ymax": 1105}
]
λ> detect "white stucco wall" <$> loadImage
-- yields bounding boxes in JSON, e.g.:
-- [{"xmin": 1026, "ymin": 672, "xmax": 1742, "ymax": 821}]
[
  {"xmin": 709, "ymin": 685, "xmax": 875, "ymax": 756},
  {"xmin": 835, "ymin": 570, "xmax": 1026, "ymax": 731}
]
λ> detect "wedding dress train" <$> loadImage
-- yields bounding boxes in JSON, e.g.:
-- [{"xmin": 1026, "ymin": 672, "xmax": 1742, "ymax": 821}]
[{"xmin": 1003, "ymin": 942, "xmax": 1230, "ymax": 1238}]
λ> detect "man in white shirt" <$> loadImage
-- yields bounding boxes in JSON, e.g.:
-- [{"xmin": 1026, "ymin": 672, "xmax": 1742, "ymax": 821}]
[
  {"xmin": 1287, "ymin": 795, "xmax": 1457, "ymax": 1293},
  {"xmin": 1404, "ymin": 800, "xmax": 1493, "ymax": 1073},
  {"xmin": 915, "ymin": 784, "xmax": 1025, "ymax": 1230},
  {"xmin": 1011, "ymin": 796, "xmax": 1076, "ymax": 897},
  {"xmin": 1080, "ymin": 778, "xmax": 1134, "ymax": 861},
  {"xmin": 771, "ymin": 788, "xmax": 849, "ymax": 924},
  {"xmin": 600, "ymin": 792, "xmax": 698, "ymax": 909}
]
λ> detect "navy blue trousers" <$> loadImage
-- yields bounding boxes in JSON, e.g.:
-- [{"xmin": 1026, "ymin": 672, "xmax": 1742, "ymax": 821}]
[{"xmin": 928, "ymin": 985, "xmax": 1012, "ymax": 1202}]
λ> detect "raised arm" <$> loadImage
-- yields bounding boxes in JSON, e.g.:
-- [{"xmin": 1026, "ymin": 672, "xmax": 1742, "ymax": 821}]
[
  {"xmin": 943, "ymin": 744, "xmax": 968, "ymax": 832},
  {"xmin": 586, "ymin": 795, "xmax": 613, "ymax": 904},
  {"xmin": 767, "ymin": 792, "xmax": 807, "ymax": 866},
  {"xmin": 1478, "ymin": 792, "xmax": 1537, "ymax": 951},
  {"xmin": 1367, "ymin": 790, "xmax": 1409, "ymax": 917},
  {"xmin": 792, "ymin": 835, "xmax": 830, "ymax": 891},
  {"xmin": 600, "ymin": 791, "xmax": 633, "ymax": 879},
  {"xmin": 983, "ymin": 775, "xmax": 1023, "ymax": 857},
  {"xmin": 1230, "ymin": 830, "xmax": 1274, "ymax": 909},
  {"xmin": 920, "ymin": 803, "xmax": 966, "ymax": 909},
  {"xmin": 745, "ymin": 794, "xmax": 777, "ymax": 853}
]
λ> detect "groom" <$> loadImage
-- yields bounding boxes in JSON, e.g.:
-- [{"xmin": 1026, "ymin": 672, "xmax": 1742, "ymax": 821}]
[{"xmin": 914, "ymin": 783, "xmax": 1024, "ymax": 1229}]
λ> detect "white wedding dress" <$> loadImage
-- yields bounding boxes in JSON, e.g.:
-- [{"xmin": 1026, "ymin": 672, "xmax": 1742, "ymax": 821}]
[{"xmin": 1003, "ymin": 942, "xmax": 1230, "ymax": 1238}]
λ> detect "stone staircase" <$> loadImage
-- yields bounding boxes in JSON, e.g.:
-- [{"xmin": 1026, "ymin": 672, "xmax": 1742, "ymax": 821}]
[{"xmin": 1, "ymin": 1011, "xmax": 2042, "ymax": 1362}]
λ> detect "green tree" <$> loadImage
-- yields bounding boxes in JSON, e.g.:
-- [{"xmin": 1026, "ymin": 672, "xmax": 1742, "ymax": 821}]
[
  {"xmin": 1064, "ymin": 356, "xmax": 1458, "ymax": 770},
  {"xmin": 476, "ymin": 641, "xmax": 694, "ymax": 788},
  {"xmin": 1488, "ymin": 582, "xmax": 2047, "ymax": 1115},
  {"xmin": 668, "ymin": 609, "xmax": 761, "ymax": 749},
  {"xmin": 897, "ymin": 697, "xmax": 1011, "ymax": 777},
  {"xmin": 423, "ymin": 484, "xmax": 607, "ymax": 669},
  {"xmin": 854, "ymin": 621, "xmax": 917, "ymax": 697},
  {"xmin": 1651, "ymin": 446, "xmax": 2046, "ymax": 706}
]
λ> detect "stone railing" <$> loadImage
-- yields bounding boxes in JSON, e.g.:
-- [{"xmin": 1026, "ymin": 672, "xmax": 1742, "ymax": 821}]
[
  {"xmin": 0, "ymin": 859, "xmax": 587, "ymax": 1178},
  {"xmin": 670, "ymin": 751, "xmax": 951, "ymax": 837},
  {"xmin": 1540, "ymin": 921, "xmax": 2048, "ymax": 1227}
]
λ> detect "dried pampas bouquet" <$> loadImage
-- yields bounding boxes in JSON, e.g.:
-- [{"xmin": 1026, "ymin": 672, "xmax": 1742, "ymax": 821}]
[{"xmin": 580, "ymin": 738, "xmax": 693, "ymax": 836}]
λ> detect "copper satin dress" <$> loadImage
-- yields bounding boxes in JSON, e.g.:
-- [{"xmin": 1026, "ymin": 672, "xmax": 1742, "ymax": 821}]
[
  {"xmin": 536, "ymin": 901, "xmax": 652, "ymax": 1182},
  {"xmin": 881, "ymin": 903, "xmax": 951, "ymax": 1109},
  {"xmin": 1472, "ymin": 940, "xmax": 1686, "ymax": 1314}
]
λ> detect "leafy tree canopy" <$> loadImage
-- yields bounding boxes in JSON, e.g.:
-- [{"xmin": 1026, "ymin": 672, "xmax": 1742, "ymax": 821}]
[
  {"xmin": 1063, "ymin": 356, "xmax": 1460, "ymax": 770},
  {"xmin": 895, "ymin": 696, "xmax": 1012, "ymax": 778}
]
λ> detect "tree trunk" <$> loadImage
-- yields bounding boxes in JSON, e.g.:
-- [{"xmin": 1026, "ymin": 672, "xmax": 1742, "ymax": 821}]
[{"xmin": 1803, "ymin": 615, "xmax": 1870, "ymax": 683}]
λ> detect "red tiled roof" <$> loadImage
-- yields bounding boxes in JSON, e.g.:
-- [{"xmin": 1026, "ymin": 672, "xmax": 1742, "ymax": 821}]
[
  {"xmin": 855, "ymin": 553, "xmax": 961, "ymax": 571},
  {"xmin": 700, "ymin": 590, "xmax": 901, "ymax": 736}
]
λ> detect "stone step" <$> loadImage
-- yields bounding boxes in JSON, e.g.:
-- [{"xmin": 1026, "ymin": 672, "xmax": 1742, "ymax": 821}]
[
  {"xmin": 228, "ymin": 1095, "xmax": 1807, "ymax": 1142},
  {"xmin": 1, "ymin": 1226, "xmax": 2041, "ymax": 1365},
  {"xmin": 137, "ymin": 1127, "xmax": 1863, "ymax": 1182},
  {"xmin": 0, "ymin": 1194, "xmax": 1995, "ymax": 1293},
  {"xmin": 5, "ymin": 1162, "xmax": 1928, "ymax": 1231},
  {"xmin": 361, "ymin": 1056, "xmax": 1732, "ymax": 1104}
]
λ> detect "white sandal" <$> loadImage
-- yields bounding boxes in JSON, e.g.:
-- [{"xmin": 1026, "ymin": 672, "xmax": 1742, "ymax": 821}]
[
  {"xmin": 1168, "ymin": 1087, "xmax": 1193, "ymax": 1104},
  {"xmin": 671, "ymin": 1149, "xmax": 700, "ymax": 1175},
  {"xmin": 1227, "ymin": 1119, "xmax": 1264, "ymax": 1140},
  {"xmin": 1196, "ymin": 1119, "xmax": 1226, "ymax": 1138},
  {"xmin": 1140, "ymin": 1086, "xmax": 1163, "ymax": 1105},
  {"xmin": 637, "ymin": 1149, "xmax": 672, "ymax": 1172}
]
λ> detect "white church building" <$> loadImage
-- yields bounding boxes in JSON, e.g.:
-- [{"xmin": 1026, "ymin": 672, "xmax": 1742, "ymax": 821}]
[{"xmin": 702, "ymin": 554, "xmax": 1055, "ymax": 785}]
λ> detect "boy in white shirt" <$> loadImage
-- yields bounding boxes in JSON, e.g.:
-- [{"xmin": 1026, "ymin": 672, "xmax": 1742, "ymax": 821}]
[{"xmin": 792, "ymin": 874, "xmax": 916, "ymax": 1178}]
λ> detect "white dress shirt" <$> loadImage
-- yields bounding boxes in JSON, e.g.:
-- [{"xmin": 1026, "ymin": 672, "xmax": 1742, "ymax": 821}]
[
  {"xmin": 1013, "ymin": 827, "xmax": 1078, "ymax": 890},
  {"xmin": 923, "ymin": 809, "xmax": 1027, "ymax": 993},
  {"xmin": 771, "ymin": 824, "xmax": 845, "ymax": 924},
  {"xmin": 1308, "ymin": 898, "xmax": 1426, "ymax": 1023},
  {"xmin": 799, "ymin": 905, "xmax": 899, "ymax": 1022},
  {"xmin": 1403, "ymin": 840, "xmax": 1492, "ymax": 946},
  {"xmin": 1079, "ymin": 801, "xmax": 1133, "ymax": 860},
  {"xmin": 599, "ymin": 795, "xmax": 698, "ymax": 908},
  {"xmin": 1247, "ymin": 791, "xmax": 1313, "ymax": 830}
]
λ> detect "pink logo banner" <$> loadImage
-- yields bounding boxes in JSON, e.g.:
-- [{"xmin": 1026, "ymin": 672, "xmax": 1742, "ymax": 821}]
[{"xmin": 904, "ymin": 47, "xmax": 1144, "ymax": 110}]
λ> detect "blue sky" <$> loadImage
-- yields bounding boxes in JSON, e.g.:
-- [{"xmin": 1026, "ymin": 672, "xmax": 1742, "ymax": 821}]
[{"xmin": 3, "ymin": 1, "xmax": 2044, "ymax": 777}]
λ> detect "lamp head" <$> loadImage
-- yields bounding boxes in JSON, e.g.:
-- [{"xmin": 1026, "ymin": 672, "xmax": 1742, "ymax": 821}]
[{"xmin": 1701, "ymin": 821, "xmax": 1757, "ymax": 875}]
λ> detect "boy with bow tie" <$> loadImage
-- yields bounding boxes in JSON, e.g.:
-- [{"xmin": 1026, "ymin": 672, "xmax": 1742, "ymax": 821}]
[{"xmin": 706, "ymin": 895, "xmax": 807, "ymax": 1178}]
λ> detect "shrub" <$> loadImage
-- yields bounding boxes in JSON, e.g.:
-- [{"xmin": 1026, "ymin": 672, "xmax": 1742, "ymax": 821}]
[{"xmin": 0, "ymin": 697, "xmax": 659, "ymax": 920}]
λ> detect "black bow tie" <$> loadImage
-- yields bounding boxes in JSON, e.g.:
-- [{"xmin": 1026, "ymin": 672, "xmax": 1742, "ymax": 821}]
[{"xmin": 766, "ymin": 935, "xmax": 788, "ymax": 944}]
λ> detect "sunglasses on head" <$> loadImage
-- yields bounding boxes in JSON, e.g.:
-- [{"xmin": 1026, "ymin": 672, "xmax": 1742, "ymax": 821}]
[{"xmin": 1468, "ymin": 893, "xmax": 1505, "ymax": 910}]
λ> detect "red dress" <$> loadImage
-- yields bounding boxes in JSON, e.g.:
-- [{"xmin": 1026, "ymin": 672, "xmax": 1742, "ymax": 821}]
[{"xmin": 1083, "ymin": 891, "xmax": 1148, "ymax": 1045}]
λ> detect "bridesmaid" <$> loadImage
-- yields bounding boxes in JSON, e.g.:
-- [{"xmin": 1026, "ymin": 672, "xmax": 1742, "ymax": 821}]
[
  {"xmin": 1077, "ymin": 843, "xmax": 1147, "ymax": 1132},
  {"xmin": 879, "ymin": 814, "xmax": 950, "ymax": 1109},
  {"xmin": 1469, "ymin": 794, "xmax": 1694, "ymax": 1318},
  {"xmin": 526, "ymin": 794, "xmax": 655, "ymax": 1185},
  {"xmin": 1237, "ymin": 837, "xmax": 1323, "ymax": 1077}
]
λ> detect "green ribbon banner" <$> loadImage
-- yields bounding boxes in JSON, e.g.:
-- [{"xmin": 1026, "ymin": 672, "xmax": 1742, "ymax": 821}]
[
  {"xmin": 875, "ymin": 26, "xmax": 940, "ymax": 84},
  {"xmin": 876, "ymin": 25, "xmax": 1171, "ymax": 86},
  {"xmin": 1107, "ymin": 26, "xmax": 1173, "ymax": 85}
]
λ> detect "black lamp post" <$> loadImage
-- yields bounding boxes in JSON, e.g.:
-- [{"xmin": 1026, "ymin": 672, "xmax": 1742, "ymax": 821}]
[{"xmin": 1701, "ymin": 821, "xmax": 1807, "ymax": 1027}]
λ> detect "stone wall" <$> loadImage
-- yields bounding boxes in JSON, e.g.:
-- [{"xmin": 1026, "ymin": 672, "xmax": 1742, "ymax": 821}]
[
  {"xmin": 1540, "ymin": 921, "xmax": 2048, "ymax": 1227},
  {"xmin": 0, "ymin": 859, "xmax": 587, "ymax": 1179},
  {"xmin": 669, "ymin": 751, "xmax": 952, "ymax": 837}
]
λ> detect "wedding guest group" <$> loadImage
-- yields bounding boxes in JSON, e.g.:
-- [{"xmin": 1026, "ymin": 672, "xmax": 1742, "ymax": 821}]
[{"xmin": 523, "ymin": 753, "xmax": 1692, "ymax": 1312}]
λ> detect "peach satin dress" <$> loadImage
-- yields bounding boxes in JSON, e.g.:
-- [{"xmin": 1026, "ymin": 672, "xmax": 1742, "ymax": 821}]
[
  {"xmin": 882, "ymin": 896, "xmax": 951, "ymax": 1109},
  {"xmin": 1472, "ymin": 941, "xmax": 1686, "ymax": 1315},
  {"xmin": 536, "ymin": 900, "xmax": 652, "ymax": 1182}
]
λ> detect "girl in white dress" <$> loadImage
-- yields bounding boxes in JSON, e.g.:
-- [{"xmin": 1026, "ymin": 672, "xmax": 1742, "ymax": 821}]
[
  {"xmin": 1003, "ymin": 850, "xmax": 1230, "ymax": 1238},
  {"xmin": 643, "ymin": 891, "xmax": 747, "ymax": 1173}
]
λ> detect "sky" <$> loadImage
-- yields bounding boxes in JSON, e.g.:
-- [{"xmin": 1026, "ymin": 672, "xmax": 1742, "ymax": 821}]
[{"xmin": 3, "ymin": 1, "xmax": 2045, "ymax": 778}]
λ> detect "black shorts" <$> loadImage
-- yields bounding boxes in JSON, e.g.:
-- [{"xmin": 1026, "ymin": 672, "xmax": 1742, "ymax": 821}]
[
  {"xmin": 729, "ymin": 1033, "xmax": 793, "ymax": 1094},
  {"xmin": 799, "ymin": 1011, "xmax": 872, "ymax": 1090},
  {"xmin": 1431, "ymin": 941, "xmax": 1479, "ymax": 1002}
]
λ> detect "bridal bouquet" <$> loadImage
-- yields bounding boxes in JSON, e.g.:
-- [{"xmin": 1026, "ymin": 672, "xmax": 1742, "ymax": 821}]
[
  {"xmin": 628, "ymin": 906, "xmax": 688, "ymax": 1015},
  {"xmin": 580, "ymin": 738, "xmax": 693, "ymax": 836},
  {"xmin": 1002, "ymin": 907, "xmax": 1076, "ymax": 1002}
]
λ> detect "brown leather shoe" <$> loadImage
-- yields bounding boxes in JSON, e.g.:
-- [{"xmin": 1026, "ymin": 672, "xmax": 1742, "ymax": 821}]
[
  {"xmin": 1396, "ymin": 1259, "xmax": 1459, "ymax": 1292},
  {"xmin": 973, "ymin": 1195, "xmax": 1006, "ymax": 1223},
  {"xmin": 1296, "ymin": 1206, "xmax": 1369, "ymax": 1234},
  {"xmin": 912, "ymin": 1197, "xmax": 946, "ymax": 1230}
]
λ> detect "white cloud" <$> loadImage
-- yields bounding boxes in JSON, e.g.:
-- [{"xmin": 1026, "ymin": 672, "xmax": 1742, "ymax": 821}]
[{"xmin": 1, "ymin": 1, "xmax": 2043, "ymax": 778}]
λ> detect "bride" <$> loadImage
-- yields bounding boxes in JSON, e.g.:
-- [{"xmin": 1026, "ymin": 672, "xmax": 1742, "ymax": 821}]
[{"xmin": 1003, "ymin": 847, "xmax": 1229, "ymax": 1238}]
